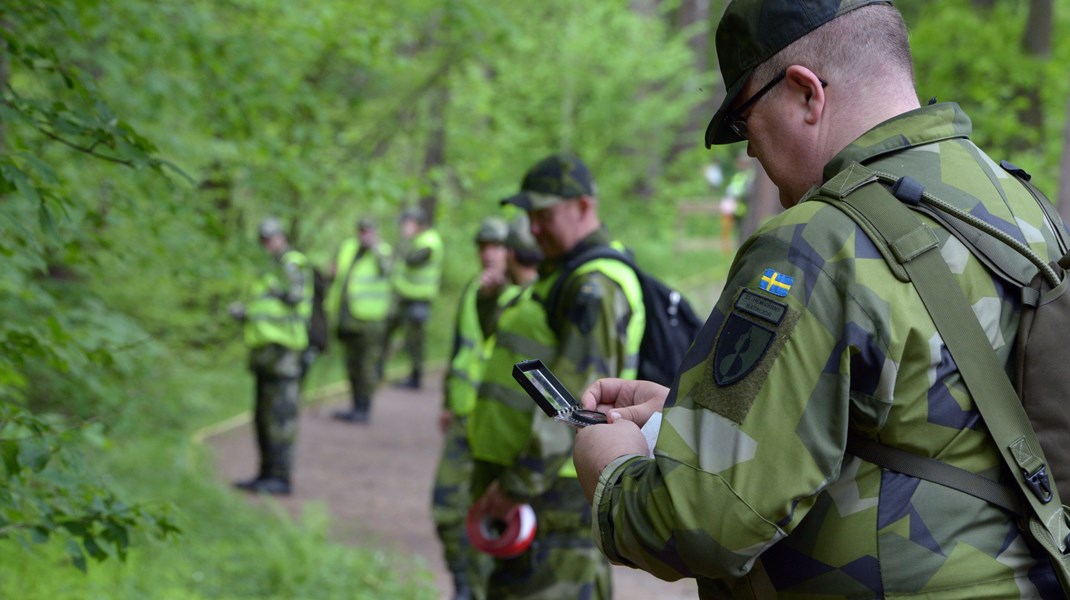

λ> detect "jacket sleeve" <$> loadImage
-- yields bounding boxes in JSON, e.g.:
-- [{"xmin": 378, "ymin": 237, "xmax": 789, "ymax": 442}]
[
  {"xmin": 592, "ymin": 222, "xmax": 882, "ymax": 582},
  {"xmin": 548, "ymin": 271, "xmax": 634, "ymax": 397}
]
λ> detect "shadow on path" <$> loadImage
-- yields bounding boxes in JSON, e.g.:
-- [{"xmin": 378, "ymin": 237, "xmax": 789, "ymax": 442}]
[{"xmin": 207, "ymin": 370, "xmax": 699, "ymax": 600}]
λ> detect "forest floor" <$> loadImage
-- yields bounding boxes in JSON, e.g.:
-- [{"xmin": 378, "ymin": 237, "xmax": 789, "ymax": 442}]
[{"xmin": 207, "ymin": 368, "xmax": 700, "ymax": 600}]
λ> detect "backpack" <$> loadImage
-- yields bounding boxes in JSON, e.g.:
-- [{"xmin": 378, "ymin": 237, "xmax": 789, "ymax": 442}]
[
  {"xmin": 546, "ymin": 246, "xmax": 704, "ymax": 387},
  {"xmin": 308, "ymin": 266, "xmax": 330, "ymax": 353},
  {"xmin": 813, "ymin": 161, "xmax": 1070, "ymax": 593}
]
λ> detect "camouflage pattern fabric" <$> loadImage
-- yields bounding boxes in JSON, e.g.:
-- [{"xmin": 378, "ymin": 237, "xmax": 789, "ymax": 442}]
[
  {"xmin": 463, "ymin": 228, "xmax": 639, "ymax": 599},
  {"xmin": 432, "ymin": 414, "xmax": 490, "ymax": 598},
  {"xmin": 339, "ymin": 319, "xmax": 385, "ymax": 412},
  {"xmin": 473, "ymin": 462, "xmax": 611, "ymax": 600},
  {"xmin": 536, "ymin": 228, "xmax": 641, "ymax": 396},
  {"xmin": 250, "ymin": 345, "xmax": 301, "ymax": 482},
  {"xmin": 593, "ymin": 103, "xmax": 1065, "ymax": 598}
]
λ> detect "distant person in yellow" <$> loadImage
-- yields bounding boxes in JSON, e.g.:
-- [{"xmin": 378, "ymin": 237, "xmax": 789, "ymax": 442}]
[
  {"xmin": 227, "ymin": 217, "xmax": 312, "ymax": 496},
  {"xmin": 329, "ymin": 217, "xmax": 392, "ymax": 424},
  {"xmin": 383, "ymin": 206, "xmax": 444, "ymax": 390},
  {"xmin": 432, "ymin": 216, "xmax": 512, "ymax": 600}
]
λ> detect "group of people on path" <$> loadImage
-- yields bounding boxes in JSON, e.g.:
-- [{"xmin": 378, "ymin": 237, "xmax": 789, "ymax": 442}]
[
  {"xmin": 227, "ymin": 206, "xmax": 444, "ymax": 496},
  {"xmin": 228, "ymin": 1, "xmax": 1070, "ymax": 598}
]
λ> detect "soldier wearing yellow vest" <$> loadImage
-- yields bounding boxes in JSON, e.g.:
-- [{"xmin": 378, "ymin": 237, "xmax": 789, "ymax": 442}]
[
  {"xmin": 383, "ymin": 206, "xmax": 444, "ymax": 390},
  {"xmin": 329, "ymin": 217, "xmax": 392, "ymax": 424},
  {"xmin": 466, "ymin": 154, "xmax": 644, "ymax": 599},
  {"xmin": 431, "ymin": 216, "xmax": 511, "ymax": 600},
  {"xmin": 227, "ymin": 217, "xmax": 313, "ymax": 496}
]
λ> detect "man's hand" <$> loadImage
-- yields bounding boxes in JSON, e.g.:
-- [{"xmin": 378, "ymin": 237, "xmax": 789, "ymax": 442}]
[
  {"xmin": 581, "ymin": 378, "xmax": 669, "ymax": 427},
  {"xmin": 478, "ymin": 267, "xmax": 507, "ymax": 297},
  {"xmin": 472, "ymin": 480, "xmax": 519, "ymax": 521},
  {"xmin": 574, "ymin": 420, "xmax": 649, "ymax": 502}
]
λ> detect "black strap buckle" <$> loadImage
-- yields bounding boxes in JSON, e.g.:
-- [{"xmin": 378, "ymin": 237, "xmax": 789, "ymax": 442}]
[{"xmin": 1024, "ymin": 465, "xmax": 1054, "ymax": 504}]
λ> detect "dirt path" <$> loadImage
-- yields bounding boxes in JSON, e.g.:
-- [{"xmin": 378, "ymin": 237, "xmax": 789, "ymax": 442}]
[{"xmin": 208, "ymin": 371, "xmax": 700, "ymax": 600}]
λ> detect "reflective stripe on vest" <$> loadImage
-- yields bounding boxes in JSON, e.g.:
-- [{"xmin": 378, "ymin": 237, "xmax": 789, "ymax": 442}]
[
  {"xmin": 244, "ymin": 250, "xmax": 311, "ymax": 351},
  {"xmin": 467, "ymin": 286, "xmax": 581, "ymax": 477},
  {"xmin": 392, "ymin": 229, "xmax": 443, "ymax": 300},
  {"xmin": 544, "ymin": 257, "xmax": 645, "ymax": 380}
]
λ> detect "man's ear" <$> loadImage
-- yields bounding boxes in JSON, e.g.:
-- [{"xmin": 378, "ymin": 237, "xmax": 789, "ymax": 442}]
[{"xmin": 785, "ymin": 64, "xmax": 826, "ymax": 126}]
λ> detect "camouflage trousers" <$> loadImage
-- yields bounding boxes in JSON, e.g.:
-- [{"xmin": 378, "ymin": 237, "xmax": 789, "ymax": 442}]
[
  {"xmin": 471, "ymin": 464, "xmax": 611, "ymax": 600},
  {"xmin": 486, "ymin": 531, "xmax": 611, "ymax": 600},
  {"xmin": 338, "ymin": 320, "xmax": 386, "ymax": 412},
  {"xmin": 250, "ymin": 344, "xmax": 302, "ymax": 482},
  {"xmin": 384, "ymin": 299, "xmax": 430, "ymax": 374},
  {"xmin": 431, "ymin": 415, "xmax": 491, "ymax": 597}
]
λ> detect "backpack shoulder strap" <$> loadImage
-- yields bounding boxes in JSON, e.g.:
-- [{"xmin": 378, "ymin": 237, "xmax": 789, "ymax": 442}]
[
  {"xmin": 544, "ymin": 245, "xmax": 636, "ymax": 314},
  {"xmin": 814, "ymin": 162, "xmax": 1069, "ymax": 551}
]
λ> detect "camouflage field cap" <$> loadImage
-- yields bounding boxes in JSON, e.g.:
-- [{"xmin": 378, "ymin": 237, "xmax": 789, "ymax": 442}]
[
  {"xmin": 399, "ymin": 206, "xmax": 428, "ymax": 225},
  {"xmin": 705, "ymin": 0, "xmax": 893, "ymax": 147},
  {"xmin": 258, "ymin": 216, "xmax": 284, "ymax": 238},
  {"xmin": 474, "ymin": 216, "xmax": 509, "ymax": 244},
  {"xmin": 356, "ymin": 216, "xmax": 377, "ymax": 230},
  {"xmin": 500, "ymin": 153, "xmax": 595, "ymax": 211},
  {"xmin": 505, "ymin": 214, "xmax": 539, "ymax": 254}
]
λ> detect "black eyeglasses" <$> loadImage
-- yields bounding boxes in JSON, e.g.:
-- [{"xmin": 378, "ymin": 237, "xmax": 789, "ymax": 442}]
[{"xmin": 728, "ymin": 69, "xmax": 828, "ymax": 140}]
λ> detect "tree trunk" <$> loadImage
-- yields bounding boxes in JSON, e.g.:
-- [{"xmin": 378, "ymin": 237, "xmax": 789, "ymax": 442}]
[
  {"xmin": 741, "ymin": 164, "xmax": 781, "ymax": 241},
  {"xmin": 1017, "ymin": 0, "xmax": 1051, "ymax": 136},
  {"xmin": 666, "ymin": 0, "xmax": 711, "ymax": 162},
  {"xmin": 419, "ymin": 82, "xmax": 448, "ymax": 225},
  {"xmin": 1057, "ymin": 92, "xmax": 1070, "ymax": 224}
]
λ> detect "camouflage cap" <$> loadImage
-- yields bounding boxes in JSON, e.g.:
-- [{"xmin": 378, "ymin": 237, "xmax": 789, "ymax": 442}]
[
  {"xmin": 474, "ymin": 216, "xmax": 509, "ymax": 244},
  {"xmin": 356, "ymin": 216, "xmax": 377, "ymax": 230},
  {"xmin": 500, "ymin": 153, "xmax": 595, "ymax": 211},
  {"xmin": 705, "ymin": 0, "xmax": 893, "ymax": 147},
  {"xmin": 258, "ymin": 216, "xmax": 284, "ymax": 238},
  {"xmin": 399, "ymin": 206, "xmax": 428, "ymax": 225},
  {"xmin": 505, "ymin": 214, "xmax": 539, "ymax": 254}
]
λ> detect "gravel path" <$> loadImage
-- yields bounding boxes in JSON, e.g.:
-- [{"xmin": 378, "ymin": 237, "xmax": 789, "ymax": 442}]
[{"xmin": 207, "ymin": 370, "xmax": 700, "ymax": 600}]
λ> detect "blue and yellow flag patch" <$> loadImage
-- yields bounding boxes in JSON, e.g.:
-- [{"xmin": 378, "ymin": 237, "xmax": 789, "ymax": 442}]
[{"xmin": 759, "ymin": 268, "xmax": 793, "ymax": 297}]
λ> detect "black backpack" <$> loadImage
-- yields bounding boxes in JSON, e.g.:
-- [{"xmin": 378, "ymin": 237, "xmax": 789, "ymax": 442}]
[
  {"xmin": 308, "ymin": 266, "xmax": 330, "ymax": 353},
  {"xmin": 546, "ymin": 246, "xmax": 703, "ymax": 386}
]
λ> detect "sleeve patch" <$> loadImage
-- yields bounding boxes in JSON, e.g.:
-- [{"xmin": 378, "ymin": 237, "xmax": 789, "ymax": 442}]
[{"xmin": 698, "ymin": 288, "xmax": 799, "ymax": 424}]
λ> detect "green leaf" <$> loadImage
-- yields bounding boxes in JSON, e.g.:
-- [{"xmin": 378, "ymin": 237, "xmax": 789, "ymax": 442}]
[
  {"xmin": 17, "ymin": 437, "xmax": 51, "ymax": 472},
  {"xmin": 66, "ymin": 539, "xmax": 87, "ymax": 572},
  {"xmin": 0, "ymin": 440, "xmax": 19, "ymax": 476}
]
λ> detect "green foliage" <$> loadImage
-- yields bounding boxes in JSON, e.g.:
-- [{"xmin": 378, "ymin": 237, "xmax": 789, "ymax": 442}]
[
  {"xmin": 0, "ymin": 403, "xmax": 180, "ymax": 573},
  {"xmin": 906, "ymin": 0, "xmax": 1070, "ymax": 183}
]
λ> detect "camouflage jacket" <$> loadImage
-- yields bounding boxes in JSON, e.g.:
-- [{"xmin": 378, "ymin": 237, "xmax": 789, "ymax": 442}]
[
  {"xmin": 592, "ymin": 104, "xmax": 1065, "ymax": 598},
  {"xmin": 536, "ymin": 227, "xmax": 641, "ymax": 396}
]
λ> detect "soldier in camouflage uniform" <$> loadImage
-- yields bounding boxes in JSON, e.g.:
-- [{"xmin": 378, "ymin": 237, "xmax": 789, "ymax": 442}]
[
  {"xmin": 330, "ymin": 217, "xmax": 392, "ymax": 424},
  {"xmin": 432, "ymin": 216, "xmax": 511, "ymax": 600},
  {"xmin": 574, "ymin": 1, "xmax": 1066, "ymax": 598},
  {"xmin": 228, "ymin": 217, "xmax": 313, "ymax": 496},
  {"xmin": 383, "ymin": 207, "xmax": 445, "ymax": 390},
  {"xmin": 466, "ymin": 156, "xmax": 645, "ymax": 599}
]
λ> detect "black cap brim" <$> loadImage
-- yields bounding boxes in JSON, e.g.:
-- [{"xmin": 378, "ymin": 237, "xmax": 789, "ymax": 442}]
[
  {"xmin": 500, "ymin": 192, "xmax": 532, "ymax": 211},
  {"xmin": 704, "ymin": 68, "xmax": 753, "ymax": 148}
]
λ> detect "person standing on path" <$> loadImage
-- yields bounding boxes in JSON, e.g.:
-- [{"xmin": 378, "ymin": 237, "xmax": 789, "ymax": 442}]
[
  {"xmin": 228, "ymin": 216, "xmax": 313, "ymax": 496},
  {"xmin": 431, "ymin": 216, "xmax": 512, "ymax": 600},
  {"xmin": 467, "ymin": 153, "xmax": 646, "ymax": 599},
  {"xmin": 573, "ymin": 1, "xmax": 1066, "ymax": 597},
  {"xmin": 329, "ymin": 217, "xmax": 392, "ymax": 424},
  {"xmin": 383, "ymin": 206, "xmax": 444, "ymax": 390}
]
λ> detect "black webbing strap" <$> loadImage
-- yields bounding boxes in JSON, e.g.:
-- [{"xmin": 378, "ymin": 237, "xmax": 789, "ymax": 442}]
[{"xmin": 846, "ymin": 433, "xmax": 1022, "ymax": 514}]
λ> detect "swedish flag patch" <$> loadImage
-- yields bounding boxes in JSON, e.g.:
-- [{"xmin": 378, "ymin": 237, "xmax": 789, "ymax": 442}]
[{"xmin": 759, "ymin": 268, "xmax": 793, "ymax": 297}]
